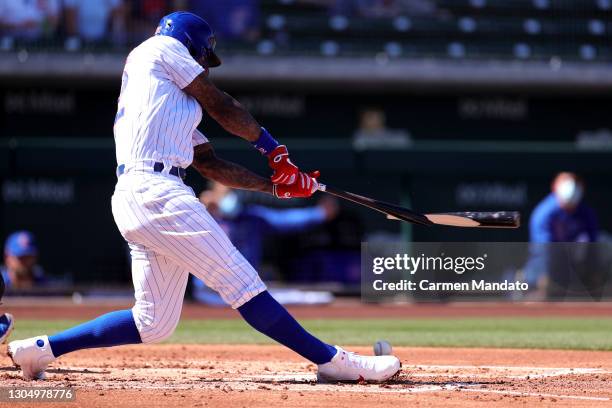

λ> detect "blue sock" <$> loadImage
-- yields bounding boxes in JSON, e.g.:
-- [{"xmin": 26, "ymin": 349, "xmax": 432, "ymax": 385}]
[
  {"xmin": 48, "ymin": 309, "xmax": 142, "ymax": 358},
  {"xmin": 238, "ymin": 291, "xmax": 336, "ymax": 364}
]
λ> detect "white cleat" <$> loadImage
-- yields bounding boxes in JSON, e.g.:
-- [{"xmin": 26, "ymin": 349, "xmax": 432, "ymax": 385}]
[
  {"xmin": 317, "ymin": 346, "xmax": 401, "ymax": 383},
  {"xmin": 7, "ymin": 335, "xmax": 56, "ymax": 380}
]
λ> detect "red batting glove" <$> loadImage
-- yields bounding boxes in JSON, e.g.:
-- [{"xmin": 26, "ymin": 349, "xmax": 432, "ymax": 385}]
[
  {"xmin": 268, "ymin": 145, "xmax": 299, "ymax": 185},
  {"xmin": 274, "ymin": 171, "xmax": 320, "ymax": 199}
]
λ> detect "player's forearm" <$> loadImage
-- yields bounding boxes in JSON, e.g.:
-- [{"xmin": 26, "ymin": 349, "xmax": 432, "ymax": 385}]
[
  {"xmin": 192, "ymin": 143, "xmax": 272, "ymax": 194},
  {"xmin": 199, "ymin": 158, "xmax": 272, "ymax": 193},
  {"xmin": 184, "ymin": 74, "xmax": 261, "ymax": 141}
]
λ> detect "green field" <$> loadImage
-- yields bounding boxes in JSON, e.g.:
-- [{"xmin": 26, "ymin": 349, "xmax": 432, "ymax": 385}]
[{"xmin": 9, "ymin": 318, "xmax": 612, "ymax": 351}]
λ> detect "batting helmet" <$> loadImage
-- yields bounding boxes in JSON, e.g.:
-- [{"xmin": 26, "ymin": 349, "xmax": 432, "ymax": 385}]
[{"xmin": 156, "ymin": 11, "xmax": 221, "ymax": 68}]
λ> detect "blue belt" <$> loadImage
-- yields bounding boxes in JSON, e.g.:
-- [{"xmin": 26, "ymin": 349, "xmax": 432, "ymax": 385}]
[{"xmin": 117, "ymin": 162, "xmax": 186, "ymax": 179}]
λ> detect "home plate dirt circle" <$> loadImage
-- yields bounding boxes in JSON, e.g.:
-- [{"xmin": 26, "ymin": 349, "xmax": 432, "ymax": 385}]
[{"xmin": 2, "ymin": 345, "xmax": 612, "ymax": 407}]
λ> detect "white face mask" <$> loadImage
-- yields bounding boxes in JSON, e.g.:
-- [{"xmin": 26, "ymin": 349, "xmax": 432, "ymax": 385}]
[
  {"xmin": 218, "ymin": 192, "xmax": 241, "ymax": 218},
  {"xmin": 555, "ymin": 178, "xmax": 583, "ymax": 207}
]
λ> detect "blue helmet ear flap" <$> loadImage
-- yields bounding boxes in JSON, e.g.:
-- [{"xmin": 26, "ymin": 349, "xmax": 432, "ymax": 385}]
[{"xmin": 182, "ymin": 32, "xmax": 196, "ymax": 57}]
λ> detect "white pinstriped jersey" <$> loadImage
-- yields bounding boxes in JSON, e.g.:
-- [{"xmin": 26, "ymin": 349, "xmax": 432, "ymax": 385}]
[
  {"xmin": 111, "ymin": 34, "xmax": 267, "ymax": 341},
  {"xmin": 114, "ymin": 35, "xmax": 208, "ymax": 169}
]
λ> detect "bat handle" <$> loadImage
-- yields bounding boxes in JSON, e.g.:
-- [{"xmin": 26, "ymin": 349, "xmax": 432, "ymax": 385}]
[{"xmin": 317, "ymin": 183, "xmax": 327, "ymax": 192}]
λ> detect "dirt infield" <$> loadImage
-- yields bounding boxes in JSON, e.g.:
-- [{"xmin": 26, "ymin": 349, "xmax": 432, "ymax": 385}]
[
  {"xmin": 3, "ymin": 301, "xmax": 612, "ymax": 406},
  {"xmin": 2, "ymin": 345, "xmax": 612, "ymax": 407}
]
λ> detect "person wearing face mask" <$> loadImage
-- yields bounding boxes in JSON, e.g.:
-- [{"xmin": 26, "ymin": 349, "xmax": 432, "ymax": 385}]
[
  {"xmin": 199, "ymin": 181, "xmax": 339, "ymax": 270},
  {"xmin": 530, "ymin": 172, "xmax": 598, "ymax": 243},
  {"xmin": 191, "ymin": 182, "xmax": 338, "ymax": 306},
  {"xmin": 193, "ymin": 182, "xmax": 339, "ymax": 305},
  {"xmin": 523, "ymin": 172, "xmax": 600, "ymax": 298}
]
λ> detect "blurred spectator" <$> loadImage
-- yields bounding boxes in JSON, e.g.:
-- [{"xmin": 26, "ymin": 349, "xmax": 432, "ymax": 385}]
[
  {"xmin": 200, "ymin": 181, "xmax": 338, "ymax": 269},
  {"xmin": 0, "ymin": 0, "xmax": 60, "ymax": 41},
  {"xmin": 192, "ymin": 182, "xmax": 338, "ymax": 305},
  {"xmin": 523, "ymin": 172, "xmax": 600, "ymax": 298},
  {"xmin": 1, "ymin": 231, "xmax": 46, "ymax": 290},
  {"xmin": 352, "ymin": 107, "xmax": 411, "ymax": 150},
  {"xmin": 193, "ymin": 182, "xmax": 338, "ymax": 304},
  {"xmin": 530, "ymin": 172, "xmax": 598, "ymax": 244},
  {"xmin": 332, "ymin": 0, "xmax": 437, "ymax": 18},
  {"xmin": 64, "ymin": 0, "xmax": 127, "ymax": 46},
  {"xmin": 175, "ymin": 0, "xmax": 260, "ymax": 42}
]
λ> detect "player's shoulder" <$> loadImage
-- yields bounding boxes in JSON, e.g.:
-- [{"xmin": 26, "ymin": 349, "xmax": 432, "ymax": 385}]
[
  {"xmin": 130, "ymin": 36, "xmax": 163, "ymax": 56},
  {"xmin": 143, "ymin": 35, "xmax": 190, "ymax": 55},
  {"xmin": 130, "ymin": 36, "xmax": 191, "ymax": 65}
]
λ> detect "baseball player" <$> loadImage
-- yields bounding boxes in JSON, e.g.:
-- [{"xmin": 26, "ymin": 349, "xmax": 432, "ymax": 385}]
[{"xmin": 8, "ymin": 12, "xmax": 400, "ymax": 383}]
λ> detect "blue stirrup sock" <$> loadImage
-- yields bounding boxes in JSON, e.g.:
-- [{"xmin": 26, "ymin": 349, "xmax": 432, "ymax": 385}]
[
  {"xmin": 48, "ymin": 309, "xmax": 142, "ymax": 358},
  {"xmin": 238, "ymin": 291, "xmax": 337, "ymax": 364},
  {"xmin": 47, "ymin": 295, "xmax": 336, "ymax": 365}
]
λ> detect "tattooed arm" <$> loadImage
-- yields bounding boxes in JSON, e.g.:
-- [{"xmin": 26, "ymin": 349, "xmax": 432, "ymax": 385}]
[
  {"xmin": 183, "ymin": 73, "xmax": 260, "ymax": 142},
  {"xmin": 192, "ymin": 142, "xmax": 272, "ymax": 194}
]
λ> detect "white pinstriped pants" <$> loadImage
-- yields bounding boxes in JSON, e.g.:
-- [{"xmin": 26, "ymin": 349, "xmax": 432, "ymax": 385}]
[{"xmin": 111, "ymin": 170, "xmax": 266, "ymax": 343}]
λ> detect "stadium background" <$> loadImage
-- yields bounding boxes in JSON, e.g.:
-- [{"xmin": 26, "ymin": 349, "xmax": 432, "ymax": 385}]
[
  {"xmin": 0, "ymin": 0, "xmax": 611, "ymax": 289},
  {"xmin": 2, "ymin": 2, "xmax": 612, "ymax": 406}
]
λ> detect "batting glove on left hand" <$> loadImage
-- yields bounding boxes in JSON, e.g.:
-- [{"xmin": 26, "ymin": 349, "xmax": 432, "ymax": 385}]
[{"xmin": 273, "ymin": 171, "xmax": 320, "ymax": 199}]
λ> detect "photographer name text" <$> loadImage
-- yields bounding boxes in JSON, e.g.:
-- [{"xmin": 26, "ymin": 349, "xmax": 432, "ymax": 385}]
[{"xmin": 372, "ymin": 279, "xmax": 529, "ymax": 292}]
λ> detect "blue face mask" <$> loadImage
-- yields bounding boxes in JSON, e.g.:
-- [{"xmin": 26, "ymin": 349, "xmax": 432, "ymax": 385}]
[{"xmin": 218, "ymin": 192, "xmax": 241, "ymax": 218}]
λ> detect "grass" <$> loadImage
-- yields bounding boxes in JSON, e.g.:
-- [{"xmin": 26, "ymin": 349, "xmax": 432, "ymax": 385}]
[{"xmin": 9, "ymin": 318, "xmax": 612, "ymax": 351}]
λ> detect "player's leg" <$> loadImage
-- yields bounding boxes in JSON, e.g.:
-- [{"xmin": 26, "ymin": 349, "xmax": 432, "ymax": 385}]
[
  {"xmin": 142, "ymin": 188, "xmax": 334, "ymax": 363},
  {"xmin": 8, "ymin": 307, "xmax": 143, "ymax": 379},
  {"xmin": 49, "ymin": 243, "xmax": 189, "ymax": 351},
  {"xmin": 236, "ymin": 290, "xmax": 336, "ymax": 363},
  {"xmin": 182, "ymin": 238, "xmax": 336, "ymax": 364},
  {"xmin": 153, "ymin": 190, "xmax": 399, "ymax": 381},
  {"xmin": 127, "ymin": 243, "xmax": 190, "ymax": 344},
  {"xmin": 7, "ymin": 243, "xmax": 188, "ymax": 380}
]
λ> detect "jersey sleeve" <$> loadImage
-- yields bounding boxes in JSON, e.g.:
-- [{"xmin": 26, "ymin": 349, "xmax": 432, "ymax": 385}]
[
  {"xmin": 192, "ymin": 129, "xmax": 209, "ymax": 147},
  {"xmin": 160, "ymin": 38, "xmax": 205, "ymax": 89}
]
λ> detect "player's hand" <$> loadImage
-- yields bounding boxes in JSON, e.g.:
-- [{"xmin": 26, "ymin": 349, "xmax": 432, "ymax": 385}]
[
  {"xmin": 268, "ymin": 145, "xmax": 299, "ymax": 185},
  {"xmin": 273, "ymin": 171, "xmax": 320, "ymax": 199}
]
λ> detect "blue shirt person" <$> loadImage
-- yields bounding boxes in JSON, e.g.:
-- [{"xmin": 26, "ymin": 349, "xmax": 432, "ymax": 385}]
[
  {"xmin": 524, "ymin": 173, "xmax": 599, "ymax": 294},
  {"xmin": 192, "ymin": 182, "xmax": 337, "ymax": 305},
  {"xmin": 530, "ymin": 195, "xmax": 598, "ymax": 243}
]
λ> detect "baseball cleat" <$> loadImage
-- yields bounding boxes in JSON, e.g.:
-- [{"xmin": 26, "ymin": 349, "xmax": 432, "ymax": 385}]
[
  {"xmin": 316, "ymin": 346, "xmax": 401, "ymax": 383},
  {"xmin": 7, "ymin": 335, "xmax": 56, "ymax": 380},
  {"xmin": 0, "ymin": 313, "xmax": 14, "ymax": 344}
]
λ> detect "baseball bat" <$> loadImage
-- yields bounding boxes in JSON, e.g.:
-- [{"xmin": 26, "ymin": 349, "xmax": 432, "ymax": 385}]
[{"xmin": 317, "ymin": 183, "xmax": 520, "ymax": 229}]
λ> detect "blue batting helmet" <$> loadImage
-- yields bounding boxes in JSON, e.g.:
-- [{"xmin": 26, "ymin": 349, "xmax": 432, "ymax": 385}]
[{"xmin": 156, "ymin": 11, "xmax": 221, "ymax": 68}]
